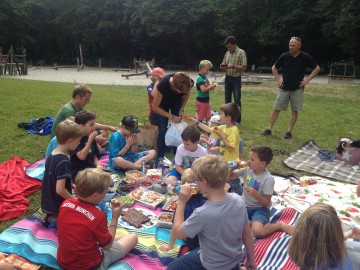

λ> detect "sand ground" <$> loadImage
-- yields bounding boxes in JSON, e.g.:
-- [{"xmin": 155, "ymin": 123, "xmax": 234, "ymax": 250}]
[{"xmin": 3, "ymin": 66, "xmax": 348, "ymax": 86}]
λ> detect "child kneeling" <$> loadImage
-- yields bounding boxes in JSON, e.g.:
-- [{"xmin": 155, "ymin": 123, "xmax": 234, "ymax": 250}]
[{"xmin": 57, "ymin": 168, "xmax": 138, "ymax": 269}]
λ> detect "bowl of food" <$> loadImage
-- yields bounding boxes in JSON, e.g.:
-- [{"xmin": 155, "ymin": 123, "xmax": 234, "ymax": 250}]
[
  {"xmin": 115, "ymin": 195, "xmax": 135, "ymax": 208},
  {"xmin": 139, "ymin": 178, "xmax": 154, "ymax": 190},
  {"xmin": 118, "ymin": 180, "xmax": 138, "ymax": 192},
  {"xmin": 126, "ymin": 170, "xmax": 146, "ymax": 184}
]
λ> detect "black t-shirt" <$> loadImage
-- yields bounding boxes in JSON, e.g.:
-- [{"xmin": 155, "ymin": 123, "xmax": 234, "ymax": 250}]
[
  {"xmin": 157, "ymin": 74, "xmax": 184, "ymax": 111},
  {"xmin": 70, "ymin": 135, "xmax": 99, "ymax": 180},
  {"xmin": 41, "ymin": 153, "xmax": 72, "ymax": 215},
  {"xmin": 274, "ymin": 51, "xmax": 318, "ymax": 91}
]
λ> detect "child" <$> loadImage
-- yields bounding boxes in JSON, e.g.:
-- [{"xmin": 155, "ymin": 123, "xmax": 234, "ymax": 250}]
[
  {"xmin": 160, "ymin": 168, "xmax": 207, "ymax": 252},
  {"xmin": 41, "ymin": 119, "xmax": 83, "ymax": 224},
  {"xmin": 195, "ymin": 60, "xmax": 216, "ymax": 123},
  {"xmin": 165, "ymin": 126, "xmax": 207, "ymax": 185},
  {"xmin": 57, "ymin": 168, "xmax": 138, "ymax": 269},
  {"xmin": 189, "ymin": 102, "xmax": 241, "ymax": 162},
  {"xmin": 235, "ymin": 146, "xmax": 292, "ymax": 238},
  {"xmin": 167, "ymin": 155, "xmax": 256, "ymax": 270},
  {"xmin": 70, "ymin": 110, "xmax": 101, "ymax": 181},
  {"xmin": 288, "ymin": 203, "xmax": 353, "ymax": 270},
  {"xmin": 107, "ymin": 114, "xmax": 157, "ymax": 171},
  {"xmin": 147, "ymin": 67, "xmax": 165, "ymax": 125}
]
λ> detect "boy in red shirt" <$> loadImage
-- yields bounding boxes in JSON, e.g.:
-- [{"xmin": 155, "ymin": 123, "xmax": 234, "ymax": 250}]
[{"xmin": 57, "ymin": 168, "xmax": 138, "ymax": 269}]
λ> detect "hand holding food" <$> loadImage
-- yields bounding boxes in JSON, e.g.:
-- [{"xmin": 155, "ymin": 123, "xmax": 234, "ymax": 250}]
[{"xmin": 178, "ymin": 183, "xmax": 192, "ymax": 203}]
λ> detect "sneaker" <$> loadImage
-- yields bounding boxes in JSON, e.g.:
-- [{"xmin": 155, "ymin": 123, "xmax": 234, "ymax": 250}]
[
  {"xmin": 261, "ymin": 129, "xmax": 272, "ymax": 136},
  {"xmin": 284, "ymin": 131, "xmax": 292, "ymax": 139}
]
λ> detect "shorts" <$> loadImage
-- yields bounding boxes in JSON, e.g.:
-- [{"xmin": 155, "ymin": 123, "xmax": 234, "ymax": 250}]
[
  {"xmin": 195, "ymin": 100, "xmax": 211, "ymax": 121},
  {"xmin": 274, "ymin": 88, "xmax": 303, "ymax": 111},
  {"xmin": 109, "ymin": 150, "xmax": 149, "ymax": 170},
  {"xmin": 168, "ymin": 168, "xmax": 182, "ymax": 181},
  {"xmin": 96, "ymin": 241, "xmax": 125, "ymax": 270},
  {"xmin": 247, "ymin": 207, "xmax": 270, "ymax": 224}
]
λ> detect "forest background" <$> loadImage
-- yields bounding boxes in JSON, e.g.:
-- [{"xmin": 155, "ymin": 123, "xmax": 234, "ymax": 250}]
[{"xmin": 1, "ymin": 0, "xmax": 360, "ymax": 72}]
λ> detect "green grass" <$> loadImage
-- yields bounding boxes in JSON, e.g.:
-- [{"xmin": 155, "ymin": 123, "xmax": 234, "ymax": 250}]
[{"xmin": 0, "ymin": 78, "xmax": 359, "ymax": 233}]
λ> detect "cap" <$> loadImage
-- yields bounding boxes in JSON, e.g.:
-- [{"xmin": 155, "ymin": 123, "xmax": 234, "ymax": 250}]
[
  {"xmin": 151, "ymin": 67, "xmax": 165, "ymax": 78},
  {"xmin": 121, "ymin": 115, "xmax": 140, "ymax": 133}
]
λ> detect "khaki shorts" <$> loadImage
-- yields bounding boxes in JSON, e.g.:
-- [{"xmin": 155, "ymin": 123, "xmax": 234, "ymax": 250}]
[
  {"xmin": 97, "ymin": 241, "xmax": 125, "ymax": 270},
  {"xmin": 274, "ymin": 88, "xmax": 304, "ymax": 111}
]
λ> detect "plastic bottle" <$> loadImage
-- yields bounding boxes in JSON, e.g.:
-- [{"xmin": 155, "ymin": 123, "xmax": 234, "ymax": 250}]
[{"xmin": 141, "ymin": 160, "xmax": 147, "ymax": 173}]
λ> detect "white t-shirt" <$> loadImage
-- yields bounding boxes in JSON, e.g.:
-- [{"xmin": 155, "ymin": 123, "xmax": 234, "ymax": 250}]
[{"xmin": 174, "ymin": 144, "xmax": 207, "ymax": 169}]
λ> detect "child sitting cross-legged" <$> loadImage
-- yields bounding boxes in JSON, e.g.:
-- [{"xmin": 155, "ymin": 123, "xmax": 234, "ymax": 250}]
[
  {"xmin": 41, "ymin": 119, "xmax": 83, "ymax": 225},
  {"xmin": 107, "ymin": 115, "xmax": 157, "ymax": 171},
  {"xmin": 160, "ymin": 168, "xmax": 207, "ymax": 252},
  {"xmin": 57, "ymin": 168, "xmax": 138, "ymax": 269},
  {"xmin": 165, "ymin": 126, "xmax": 207, "ymax": 185},
  {"xmin": 234, "ymin": 146, "xmax": 293, "ymax": 238},
  {"xmin": 167, "ymin": 155, "xmax": 256, "ymax": 270}
]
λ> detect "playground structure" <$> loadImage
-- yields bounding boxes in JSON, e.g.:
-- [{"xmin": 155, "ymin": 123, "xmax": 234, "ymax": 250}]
[
  {"xmin": 0, "ymin": 45, "xmax": 28, "ymax": 76},
  {"xmin": 121, "ymin": 58, "xmax": 155, "ymax": 79},
  {"xmin": 53, "ymin": 44, "xmax": 101, "ymax": 71},
  {"xmin": 328, "ymin": 61, "xmax": 358, "ymax": 83}
]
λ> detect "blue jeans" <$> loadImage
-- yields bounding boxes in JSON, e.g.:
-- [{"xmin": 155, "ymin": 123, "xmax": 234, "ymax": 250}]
[
  {"xmin": 225, "ymin": 76, "xmax": 242, "ymax": 122},
  {"xmin": 167, "ymin": 248, "xmax": 207, "ymax": 270},
  {"xmin": 156, "ymin": 105, "xmax": 181, "ymax": 159}
]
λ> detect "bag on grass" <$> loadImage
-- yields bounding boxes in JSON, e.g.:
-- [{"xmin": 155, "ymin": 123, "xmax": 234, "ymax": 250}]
[
  {"xmin": 165, "ymin": 121, "xmax": 188, "ymax": 147},
  {"xmin": 336, "ymin": 132, "xmax": 360, "ymax": 165},
  {"xmin": 137, "ymin": 121, "xmax": 158, "ymax": 151}
]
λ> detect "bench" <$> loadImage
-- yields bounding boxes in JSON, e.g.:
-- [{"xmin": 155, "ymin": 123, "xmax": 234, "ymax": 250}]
[{"xmin": 257, "ymin": 66, "xmax": 272, "ymax": 73}]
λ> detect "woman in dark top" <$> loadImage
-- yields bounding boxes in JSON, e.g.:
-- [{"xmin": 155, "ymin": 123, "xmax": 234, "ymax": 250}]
[{"xmin": 152, "ymin": 72, "xmax": 193, "ymax": 159}]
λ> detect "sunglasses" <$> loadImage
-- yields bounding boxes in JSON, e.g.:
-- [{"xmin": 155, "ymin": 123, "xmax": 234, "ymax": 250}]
[{"xmin": 291, "ymin": 36, "xmax": 301, "ymax": 42}]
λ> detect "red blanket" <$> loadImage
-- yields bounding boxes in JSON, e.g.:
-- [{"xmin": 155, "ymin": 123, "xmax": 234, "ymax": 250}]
[{"xmin": 0, "ymin": 157, "xmax": 42, "ymax": 221}]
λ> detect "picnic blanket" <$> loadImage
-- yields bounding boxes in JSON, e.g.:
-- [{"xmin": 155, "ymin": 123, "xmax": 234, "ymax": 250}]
[
  {"xmin": 0, "ymin": 202, "xmax": 301, "ymax": 270},
  {"xmin": 284, "ymin": 140, "xmax": 360, "ymax": 184},
  {"xmin": 0, "ymin": 157, "xmax": 42, "ymax": 221},
  {"xmin": 25, "ymin": 153, "xmax": 110, "ymax": 181},
  {"xmin": 0, "ymin": 206, "xmax": 184, "ymax": 270},
  {"xmin": 279, "ymin": 176, "xmax": 360, "ymax": 227}
]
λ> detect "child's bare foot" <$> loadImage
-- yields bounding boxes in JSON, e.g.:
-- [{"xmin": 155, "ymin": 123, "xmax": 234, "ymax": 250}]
[
  {"xmin": 159, "ymin": 243, "xmax": 173, "ymax": 252},
  {"xmin": 278, "ymin": 221, "xmax": 294, "ymax": 235}
]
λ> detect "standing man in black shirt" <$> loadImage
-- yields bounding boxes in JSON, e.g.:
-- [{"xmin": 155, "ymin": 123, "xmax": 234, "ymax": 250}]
[{"xmin": 261, "ymin": 37, "xmax": 320, "ymax": 139}]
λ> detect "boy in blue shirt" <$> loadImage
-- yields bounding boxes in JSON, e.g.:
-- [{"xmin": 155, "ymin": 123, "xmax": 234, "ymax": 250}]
[{"xmin": 107, "ymin": 115, "xmax": 156, "ymax": 171}]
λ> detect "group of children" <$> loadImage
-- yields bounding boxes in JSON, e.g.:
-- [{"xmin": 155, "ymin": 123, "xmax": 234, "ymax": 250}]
[{"xmin": 38, "ymin": 63, "xmax": 357, "ymax": 269}]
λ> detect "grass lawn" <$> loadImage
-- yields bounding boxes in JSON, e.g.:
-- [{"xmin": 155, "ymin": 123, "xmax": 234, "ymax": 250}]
[{"xmin": 0, "ymin": 77, "xmax": 359, "ymax": 233}]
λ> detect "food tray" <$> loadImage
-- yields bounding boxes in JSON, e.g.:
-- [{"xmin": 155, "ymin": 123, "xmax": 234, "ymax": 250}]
[
  {"xmin": 125, "ymin": 170, "xmax": 146, "ymax": 184},
  {"xmin": 146, "ymin": 169, "xmax": 162, "ymax": 181},
  {"xmin": 157, "ymin": 212, "xmax": 174, "ymax": 229},
  {"xmin": 119, "ymin": 208, "xmax": 157, "ymax": 230},
  {"xmin": 128, "ymin": 188, "xmax": 166, "ymax": 209},
  {"xmin": 162, "ymin": 196, "xmax": 178, "ymax": 212}
]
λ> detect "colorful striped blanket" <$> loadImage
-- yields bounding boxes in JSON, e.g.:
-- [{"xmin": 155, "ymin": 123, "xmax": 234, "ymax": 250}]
[{"xmin": 0, "ymin": 203, "xmax": 300, "ymax": 269}]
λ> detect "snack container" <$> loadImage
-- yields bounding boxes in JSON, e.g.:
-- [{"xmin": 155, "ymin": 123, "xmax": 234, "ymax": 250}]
[
  {"xmin": 139, "ymin": 178, "xmax": 154, "ymax": 190},
  {"xmin": 146, "ymin": 169, "xmax": 162, "ymax": 182},
  {"xmin": 162, "ymin": 196, "xmax": 179, "ymax": 212},
  {"xmin": 125, "ymin": 170, "xmax": 146, "ymax": 184},
  {"xmin": 157, "ymin": 212, "xmax": 174, "ymax": 229},
  {"xmin": 128, "ymin": 188, "xmax": 166, "ymax": 209}
]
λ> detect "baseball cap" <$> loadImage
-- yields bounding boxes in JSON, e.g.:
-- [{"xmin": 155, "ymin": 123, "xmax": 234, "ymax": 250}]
[
  {"xmin": 151, "ymin": 67, "xmax": 165, "ymax": 78},
  {"xmin": 121, "ymin": 115, "xmax": 140, "ymax": 133}
]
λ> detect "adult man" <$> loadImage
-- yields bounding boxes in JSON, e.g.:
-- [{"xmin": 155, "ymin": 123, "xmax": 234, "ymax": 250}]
[
  {"xmin": 220, "ymin": 36, "xmax": 247, "ymax": 123},
  {"xmin": 51, "ymin": 84, "xmax": 117, "ymax": 144},
  {"xmin": 261, "ymin": 37, "xmax": 320, "ymax": 139}
]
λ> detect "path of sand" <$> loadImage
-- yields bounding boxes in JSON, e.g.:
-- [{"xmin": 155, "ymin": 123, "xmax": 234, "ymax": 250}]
[{"xmin": 4, "ymin": 66, "xmax": 338, "ymax": 86}]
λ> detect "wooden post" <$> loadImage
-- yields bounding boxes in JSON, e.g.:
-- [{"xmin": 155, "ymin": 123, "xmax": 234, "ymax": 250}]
[
  {"xmin": 98, "ymin": 58, "xmax": 101, "ymax": 70},
  {"xmin": 76, "ymin": 57, "xmax": 80, "ymax": 71},
  {"xmin": 10, "ymin": 45, "xmax": 14, "ymax": 75},
  {"xmin": 23, "ymin": 48, "xmax": 27, "ymax": 75},
  {"xmin": 79, "ymin": 44, "xmax": 84, "ymax": 69}
]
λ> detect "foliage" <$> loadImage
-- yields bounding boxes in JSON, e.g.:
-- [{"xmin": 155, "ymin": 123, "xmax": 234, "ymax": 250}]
[{"xmin": 1, "ymin": 0, "xmax": 360, "ymax": 68}]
